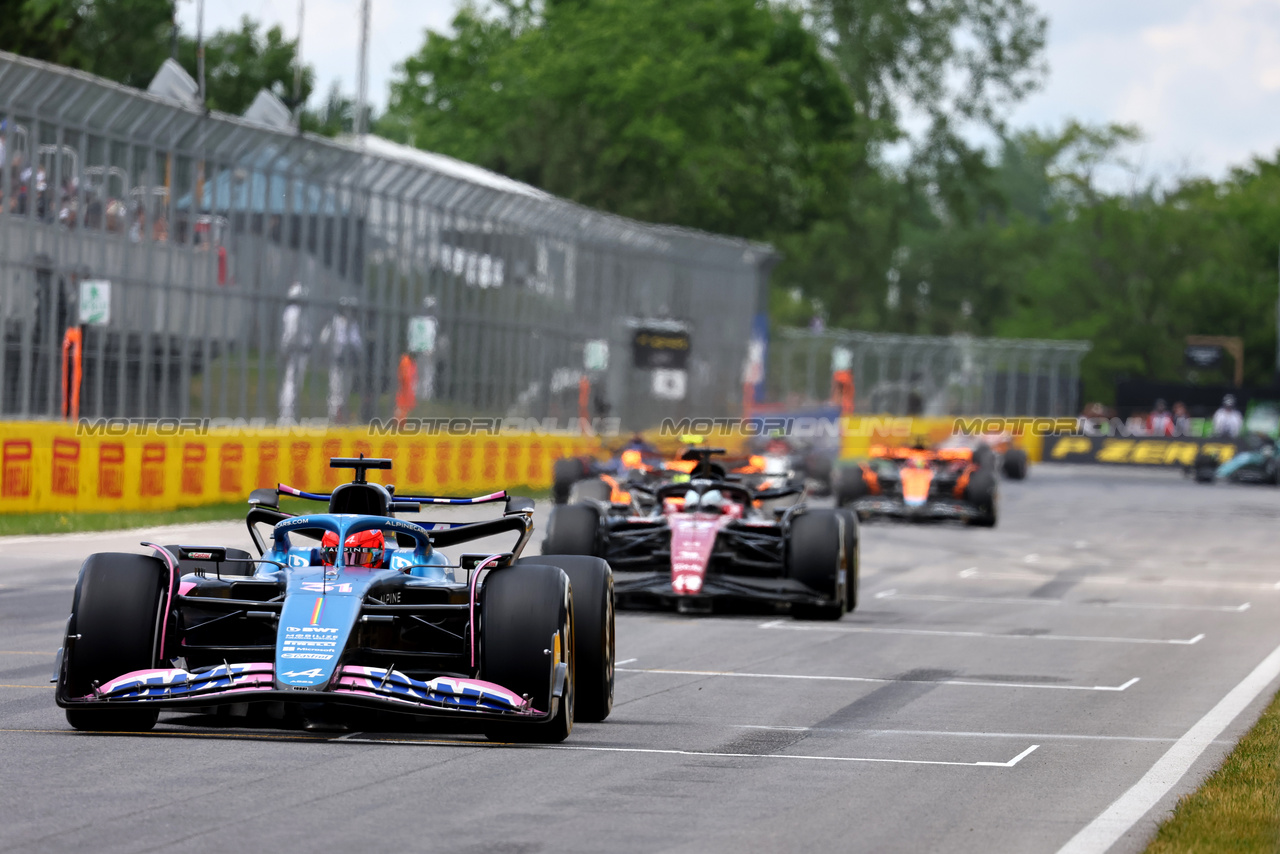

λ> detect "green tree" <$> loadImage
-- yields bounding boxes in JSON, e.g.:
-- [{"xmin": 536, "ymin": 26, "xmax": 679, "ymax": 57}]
[
  {"xmin": 0, "ymin": 0, "xmax": 173, "ymax": 87},
  {"xmin": 177, "ymin": 16, "xmax": 313, "ymax": 116},
  {"xmin": 382, "ymin": 0, "xmax": 858, "ymax": 240}
]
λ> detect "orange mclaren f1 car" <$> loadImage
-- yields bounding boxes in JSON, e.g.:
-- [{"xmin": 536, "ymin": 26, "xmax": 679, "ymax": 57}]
[{"xmin": 833, "ymin": 442, "xmax": 997, "ymax": 527}]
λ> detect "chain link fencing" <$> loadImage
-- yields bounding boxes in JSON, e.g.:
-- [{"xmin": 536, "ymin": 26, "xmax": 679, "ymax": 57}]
[
  {"xmin": 767, "ymin": 328, "xmax": 1091, "ymax": 417},
  {"xmin": 0, "ymin": 52, "xmax": 776, "ymax": 429}
]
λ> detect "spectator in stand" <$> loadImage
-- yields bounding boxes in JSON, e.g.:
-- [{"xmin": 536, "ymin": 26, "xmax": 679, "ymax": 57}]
[
  {"xmin": 1212, "ymin": 394, "xmax": 1244, "ymax": 438},
  {"xmin": 1172, "ymin": 401, "xmax": 1191, "ymax": 437},
  {"xmin": 1147, "ymin": 399, "xmax": 1174, "ymax": 436}
]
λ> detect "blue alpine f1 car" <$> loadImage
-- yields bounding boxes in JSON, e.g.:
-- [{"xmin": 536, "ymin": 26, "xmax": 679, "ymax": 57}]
[{"xmin": 54, "ymin": 456, "xmax": 614, "ymax": 742}]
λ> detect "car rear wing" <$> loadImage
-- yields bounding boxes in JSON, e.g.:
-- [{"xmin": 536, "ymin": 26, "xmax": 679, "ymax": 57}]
[
  {"xmin": 868, "ymin": 444, "xmax": 973, "ymax": 462},
  {"xmin": 276, "ymin": 483, "xmax": 509, "ymax": 506}
]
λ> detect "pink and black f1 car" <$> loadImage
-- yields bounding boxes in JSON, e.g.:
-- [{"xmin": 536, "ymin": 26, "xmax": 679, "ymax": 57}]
[
  {"xmin": 541, "ymin": 448, "xmax": 858, "ymax": 619},
  {"xmin": 54, "ymin": 457, "xmax": 614, "ymax": 742}
]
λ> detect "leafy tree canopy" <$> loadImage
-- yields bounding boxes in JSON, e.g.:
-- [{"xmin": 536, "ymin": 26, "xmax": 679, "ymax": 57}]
[{"xmin": 381, "ymin": 0, "xmax": 859, "ymax": 240}]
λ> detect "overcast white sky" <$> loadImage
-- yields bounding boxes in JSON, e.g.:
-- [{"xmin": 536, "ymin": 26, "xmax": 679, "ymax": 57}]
[{"xmin": 178, "ymin": 0, "xmax": 1280, "ymax": 181}]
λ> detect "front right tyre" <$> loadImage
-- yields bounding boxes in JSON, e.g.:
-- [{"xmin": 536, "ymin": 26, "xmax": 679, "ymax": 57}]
[
  {"xmin": 787, "ymin": 510, "xmax": 847, "ymax": 621},
  {"xmin": 481, "ymin": 564, "xmax": 574, "ymax": 743},
  {"xmin": 60, "ymin": 552, "xmax": 167, "ymax": 732}
]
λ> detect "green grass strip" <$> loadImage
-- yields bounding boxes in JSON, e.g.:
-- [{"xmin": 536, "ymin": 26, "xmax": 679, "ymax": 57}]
[{"xmin": 1145, "ymin": 686, "xmax": 1280, "ymax": 854}]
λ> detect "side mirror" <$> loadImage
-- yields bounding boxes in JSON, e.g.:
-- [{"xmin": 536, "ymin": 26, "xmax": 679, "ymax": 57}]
[
  {"xmin": 505, "ymin": 496, "xmax": 536, "ymax": 515},
  {"xmin": 248, "ymin": 488, "xmax": 279, "ymax": 509}
]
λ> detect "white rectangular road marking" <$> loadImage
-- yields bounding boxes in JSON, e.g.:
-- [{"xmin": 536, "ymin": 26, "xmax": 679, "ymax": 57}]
[
  {"xmin": 758, "ymin": 619, "xmax": 1205, "ymax": 646},
  {"xmin": 617, "ymin": 667, "xmax": 1140, "ymax": 693},
  {"xmin": 874, "ymin": 589, "xmax": 1251, "ymax": 613},
  {"xmin": 959, "ymin": 568, "xmax": 1280, "ymax": 591},
  {"xmin": 338, "ymin": 736, "xmax": 1041, "ymax": 768},
  {"xmin": 732, "ymin": 726, "xmax": 1232, "ymax": 745},
  {"xmin": 1057, "ymin": 638, "xmax": 1280, "ymax": 854}
]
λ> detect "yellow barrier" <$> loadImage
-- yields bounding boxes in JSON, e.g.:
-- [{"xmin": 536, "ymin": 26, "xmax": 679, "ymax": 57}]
[
  {"xmin": 837, "ymin": 417, "xmax": 1044, "ymax": 463},
  {"xmin": 0, "ymin": 424, "xmax": 602, "ymax": 514}
]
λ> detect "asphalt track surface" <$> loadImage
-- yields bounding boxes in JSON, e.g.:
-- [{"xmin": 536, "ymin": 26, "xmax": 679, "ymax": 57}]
[{"xmin": 3, "ymin": 465, "xmax": 1280, "ymax": 853}]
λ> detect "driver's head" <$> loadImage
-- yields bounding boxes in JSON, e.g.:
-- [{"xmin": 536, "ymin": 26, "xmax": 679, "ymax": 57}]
[
  {"xmin": 321, "ymin": 528, "xmax": 385, "ymax": 568},
  {"xmin": 700, "ymin": 489, "xmax": 727, "ymax": 514}
]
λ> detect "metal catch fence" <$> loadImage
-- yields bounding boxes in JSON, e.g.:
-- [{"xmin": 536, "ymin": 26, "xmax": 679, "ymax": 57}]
[
  {"xmin": 0, "ymin": 52, "xmax": 776, "ymax": 429},
  {"xmin": 767, "ymin": 328, "xmax": 1091, "ymax": 417}
]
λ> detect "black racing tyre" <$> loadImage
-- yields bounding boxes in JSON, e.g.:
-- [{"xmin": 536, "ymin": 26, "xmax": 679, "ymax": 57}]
[
  {"xmin": 1001, "ymin": 448, "xmax": 1029, "ymax": 480},
  {"xmin": 568, "ymin": 477, "xmax": 613, "ymax": 505},
  {"xmin": 804, "ymin": 453, "xmax": 834, "ymax": 494},
  {"xmin": 836, "ymin": 508, "xmax": 860, "ymax": 611},
  {"xmin": 973, "ymin": 444, "xmax": 997, "ymax": 471},
  {"xmin": 1192, "ymin": 454, "xmax": 1217, "ymax": 483},
  {"xmin": 543, "ymin": 504, "xmax": 600, "ymax": 556},
  {"xmin": 519, "ymin": 555, "xmax": 613, "ymax": 723},
  {"xmin": 833, "ymin": 465, "xmax": 868, "ymax": 507},
  {"xmin": 786, "ymin": 510, "xmax": 846, "ymax": 621},
  {"xmin": 553, "ymin": 458, "xmax": 585, "ymax": 504},
  {"xmin": 964, "ymin": 469, "xmax": 998, "ymax": 527},
  {"xmin": 61, "ymin": 552, "xmax": 166, "ymax": 732},
  {"xmin": 481, "ymin": 564, "xmax": 574, "ymax": 743}
]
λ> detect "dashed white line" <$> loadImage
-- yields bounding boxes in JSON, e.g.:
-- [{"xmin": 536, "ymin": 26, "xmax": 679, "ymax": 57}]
[
  {"xmin": 757, "ymin": 619, "xmax": 1205, "ymax": 646},
  {"xmin": 874, "ymin": 589, "xmax": 1251, "ymax": 613},
  {"xmin": 617, "ymin": 667, "xmax": 1140, "ymax": 693}
]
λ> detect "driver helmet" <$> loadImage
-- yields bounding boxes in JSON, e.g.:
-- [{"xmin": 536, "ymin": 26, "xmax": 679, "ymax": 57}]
[
  {"xmin": 699, "ymin": 489, "xmax": 727, "ymax": 514},
  {"xmin": 321, "ymin": 528, "xmax": 385, "ymax": 568}
]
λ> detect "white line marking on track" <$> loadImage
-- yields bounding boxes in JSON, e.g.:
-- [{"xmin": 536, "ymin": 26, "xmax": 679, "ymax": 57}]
[
  {"xmin": 617, "ymin": 667, "xmax": 1140, "ymax": 692},
  {"xmin": 874, "ymin": 590, "xmax": 1251, "ymax": 613},
  {"xmin": 337, "ymin": 736, "xmax": 1041, "ymax": 768},
  {"xmin": 961, "ymin": 569, "xmax": 1280, "ymax": 592},
  {"xmin": 979, "ymin": 744, "xmax": 1039, "ymax": 767},
  {"xmin": 1057, "ymin": 638, "xmax": 1280, "ymax": 854},
  {"xmin": 758, "ymin": 619, "xmax": 1205, "ymax": 646},
  {"xmin": 616, "ymin": 658, "xmax": 638, "ymax": 666},
  {"xmin": 732, "ymin": 726, "xmax": 1229, "ymax": 744}
]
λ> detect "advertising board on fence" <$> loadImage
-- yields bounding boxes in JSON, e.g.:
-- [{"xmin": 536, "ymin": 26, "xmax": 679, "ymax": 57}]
[
  {"xmin": 0, "ymin": 423, "xmax": 600, "ymax": 515},
  {"xmin": 1043, "ymin": 435, "xmax": 1239, "ymax": 466}
]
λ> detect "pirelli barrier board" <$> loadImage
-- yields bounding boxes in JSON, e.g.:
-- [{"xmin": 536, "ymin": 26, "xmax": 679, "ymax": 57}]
[
  {"xmin": 0, "ymin": 424, "xmax": 600, "ymax": 515},
  {"xmin": 1043, "ymin": 435, "xmax": 1240, "ymax": 467}
]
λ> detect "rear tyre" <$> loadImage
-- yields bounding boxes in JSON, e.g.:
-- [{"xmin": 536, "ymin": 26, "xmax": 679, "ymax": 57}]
[
  {"xmin": 973, "ymin": 444, "xmax": 997, "ymax": 471},
  {"xmin": 60, "ymin": 552, "xmax": 166, "ymax": 732},
  {"xmin": 1001, "ymin": 448, "xmax": 1029, "ymax": 480},
  {"xmin": 787, "ymin": 510, "xmax": 846, "ymax": 621},
  {"xmin": 833, "ymin": 465, "xmax": 868, "ymax": 507},
  {"xmin": 543, "ymin": 504, "xmax": 600, "ymax": 556},
  {"xmin": 964, "ymin": 469, "xmax": 998, "ymax": 527},
  {"xmin": 804, "ymin": 453, "xmax": 833, "ymax": 495},
  {"xmin": 568, "ymin": 477, "xmax": 613, "ymax": 505},
  {"xmin": 519, "ymin": 555, "xmax": 613, "ymax": 723},
  {"xmin": 553, "ymin": 458, "xmax": 584, "ymax": 504},
  {"xmin": 482, "ymin": 565, "xmax": 574, "ymax": 743},
  {"xmin": 1192, "ymin": 454, "xmax": 1217, "ymax": 483}
]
